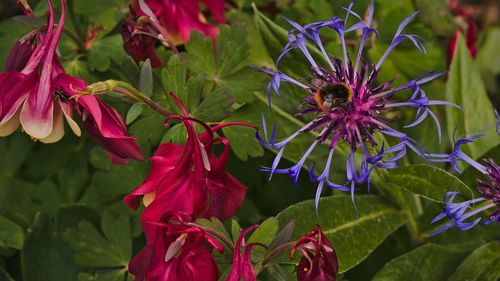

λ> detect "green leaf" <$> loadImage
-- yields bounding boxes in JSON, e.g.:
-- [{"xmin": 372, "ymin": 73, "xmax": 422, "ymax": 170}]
[
  {"xmin": 0, "ymin": 19, "xmax": 31, "ymax": 68},
  {"xmin": 0, "ymin": 214, "xmax": 24, "ymax": 249},
  {"xmin": 0, "ymin": 176, "xmax": 34, "ymax": 227},
  {"xmin": 139, "ymin": 59, "xmax": 154, "ymax": 97},
  {"xmin": 269, "ymin": 220, "xmax": 295, "ymax": 249},
  {"xmin": 0, "ymin": 132, "xmax": 34, "ymax": 175},
  {"xmin": 276, "ymin": 195, "xmax": 407, "ymax": 273},
  {"xmin": 74, "ymin": 0, "xmax": 129, "ymax": 35},
  {"xmin": 88, "ymin": 35, "xmax": 127, "ymax": 72},
  {"xmin": 195, "ymin": 217, "xmax": 232, "ymax": 244},
  {"xmin": 449, "ymin": 242, "xmax": 500, "ymax": 281},
  {"xmin": 252, "ymin": 3, "xmax": 326, "ymax": 77},
  {"xmin": 78, "ymin": 271, "xmax": 131, "ymax": 281},
  {"xmin": 22, "ymin": 213, "xmax": 81, "ymax": 281},
  {"xmin": 90, "ymin": 160, "xmax": 147, "ymax": 203},
  {"xmin": 461, "ymin": 144, "xmax": 500, "ymax": 188},
  {"xmin": 221, "ymin": 104, "xmax": 264, "ymax": 161},
  {"xmin": 0, "ymin": 266, "xmax": 14, "ymax": 281},
  {"xmin": 192, "ymin": 89, "xmax": 235, "ymax": 121},
  {"xmin": 372, "ymin": 243, "xmax": 470, "ymax": 281},
  {"xmin": 55, "ymin": 205, "xmax": 100, "ymax": 232},
  {"xmin": 445, "ymin": 33, "xmax": 500, "ymax": 159},
  {"xmin": 186, "ymin": 25, "xmax": 250, "ymax": 79},
  {"xmin": 126, "ymin": 103, "xmax": 147, "ymax": 125},
  {"xmin": 266, "ymin": 263, "xmax": 293, "ymax": 281},
  {"xmin": 477, "ymin": 27, "xmax": 500, "ymax": 93},
  {"xmin": 63, "ymin": 60, "xmax": 99, "ymax": 84},
  {"xmin": 129, "ymin": 109, "xmax": 165, "ymax": 149},
  {"xmin": 386, "ymin": 164, "xmax": 473, "ymax": 202},
  {"xmin": 413, "ymin": 0, "xmax": 455, "ymax": 36},
  {"xmin": 185, "ymin": 25, "xmax": 264, "ymax": 103},
  {"xmin": 63, "ymin": 214, "xmax": 132, "ymax": 274},
  {"xmin": 376, "ymin": 181, "xmax": 423, "ymax": 240},
  {"xmin": 231, "ymin": 219, "xmax": 242, "ymax": 244},
  {"xmin": 248, "ymin": 217, "xmax": 279, "ymax": 245}
]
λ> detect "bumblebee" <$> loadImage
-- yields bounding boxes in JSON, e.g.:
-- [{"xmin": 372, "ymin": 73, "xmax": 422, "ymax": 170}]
[{"xmin": 314, "ymin": 83, "xmax": 353, "ymax": 110}]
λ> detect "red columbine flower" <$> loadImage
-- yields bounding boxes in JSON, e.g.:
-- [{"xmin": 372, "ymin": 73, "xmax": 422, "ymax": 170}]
[
  {"xmin": 124, "ymin": 93, "xmax": 256, "ymax": 234},
  {"xmin": 128, "ymin": 212, "xmax": 223, "ymax": 281},
  {"xmin": 226, "ymin": 225, "xmax": 266, "ymax": 281},
  {"xmin": 121, "ymin": 0, "xmax": 225, "ymax": 66},
  {"xmin": 121, "ymin": 3, "xmax": 163, "ymax": 67},
  {"xmin": 447, "ymin": 0, "xmax": 478, "ymax": 63},
  {"xmin": 291, "ymin": 225, "xmax": 338, "ymax": 281},
  {"xmin": 0, "ymin": 0, "xmax": 142, "ymax": 163}
]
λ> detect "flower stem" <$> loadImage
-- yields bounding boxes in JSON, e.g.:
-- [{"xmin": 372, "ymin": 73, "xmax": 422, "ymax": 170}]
[
  {"xmin": 113, "ymin": 84, "xmax": 172, "ymax": 117},
  {"xmin": 254, "ymin": 242, "xmax": 294, "ymax": 275},
  {"xmin": 67, "ymin": 0, "xmax": 85, "ymax": 42},
  {"xmin": 186, "ymin": 223, "xmax": 235, "ymax": 251},
  {"xmin": 84, "ymin": 80, "xmax": 172, "ymax": 117}
]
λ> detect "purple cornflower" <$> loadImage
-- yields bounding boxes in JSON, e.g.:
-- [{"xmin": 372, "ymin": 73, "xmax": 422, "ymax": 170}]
[
  {"xmin": 428, "ymin": 135, "xmax": 499, "ymax": 236},
  {"xmin": 256, "ymin": 1, "xmax": 459, "ymax": 211}
]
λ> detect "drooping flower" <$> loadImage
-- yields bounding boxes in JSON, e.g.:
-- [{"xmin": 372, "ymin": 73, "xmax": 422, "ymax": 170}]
[
  {"xmin": 0, "ymin": 0, "xmax": 143, "ymax": 163},
  {"xmin": 121, "ymin": 0, "xmax": 225, "ymax": 66},
  {"xmin": 226, "ymin": 225, "xmax": 266, "ymax": 281},
  {"xmin": 428, "ymin": 135, "xmax": 499, "ymax": 236},
  {"xmin": 124, "ymin": 93, "xmax": 256, "ymax": 235},
  {"xmin": 291, "ymin": 225, "xmax": 338, "ymax": 281},
  {"xmin": 121, "ymin": 3, "xmax": 164, "ymax": 67},
  {"xmin": 128, "ymin": 212, "xmax": 223, "ymax": 281},
  {"xmin": 256, "ymin": 0, "xmax": 460, "ymax": 211},
  {"xmin": 4, "ymin": 30, "xmax": 38, "ymax": 72}
]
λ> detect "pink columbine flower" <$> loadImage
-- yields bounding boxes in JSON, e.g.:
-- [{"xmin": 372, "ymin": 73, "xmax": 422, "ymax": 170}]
[
  {"xmin": 226, "ymin": 225, "xmax": 266, "ymax": 281},
  {"xmin": 128, "ymin": 212, "xmax": 223, "ymax": 281},
  {"xmin": 121, "ymin": 0, "xmax": 225, "ymax": 66},
  {"xmin": 0, "ymin": 0, "xmax": 143, "ymax": 163},
  {"xmin": 291, "ymin": 225, "xmax": 339, "ymax": 281},
  {"xmin": 124, "ymin": 93, "xmax": 256, "ymax": 235}
]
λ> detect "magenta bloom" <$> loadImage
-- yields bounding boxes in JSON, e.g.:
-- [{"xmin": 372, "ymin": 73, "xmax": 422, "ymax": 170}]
[
  {"xmin": 124, "ymin": 93, "xmax": 255, "ymax": 235},
  {"xmin": 256, "ymin": 0, "xmax": 460, "ymax": 212},
  {"xmin": 128, "ymin": 212, "xmax": 223, "ymax": 281},
  {"xmin": 121, "ymin": 0, "xmax": 225, "ymax": 65},
  {"xmin": 291, "ymin": 225, "xmax": 338, "ymax": 281},
  {"xmin": 0, "ymin": 0, "xmax": 142, "ymax": 163},
  {"xmin": 226, "ymin": 225, "xmax": 266, "ymax": 281}
]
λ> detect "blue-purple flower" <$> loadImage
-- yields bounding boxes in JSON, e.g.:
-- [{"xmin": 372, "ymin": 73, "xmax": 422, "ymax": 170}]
[
  {"xmin": 429, "ymin": 135, "xmax": 499, "ymax": 236},
  {"xmin": 256, "ymin": 1, "xmax": 459, "ymax": 210}
]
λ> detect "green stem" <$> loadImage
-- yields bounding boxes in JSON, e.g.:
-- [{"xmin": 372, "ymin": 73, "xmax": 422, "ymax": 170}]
[
  {"xmin": 62, "ymin": 27, "xmax": 86, "ymax": 52},
  {"xmin": 186, "ymin": 223, "xmax": 234, "ymax": 251},
  {"xmin": 67, "ymin": 0, "xmax": 85, "ymax": 42},
  {"xmin": 254, "ymin": 242, "xmax": 294, "ymax": 275},
  {"xmin": 111, "ymin": 82, "xmax": 172, "ymax": 117}
]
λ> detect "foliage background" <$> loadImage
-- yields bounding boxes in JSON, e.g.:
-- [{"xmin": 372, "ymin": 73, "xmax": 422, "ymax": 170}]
[{"xmin": 0, "ymin": 0, "xmax": 499, "ymax": 280}]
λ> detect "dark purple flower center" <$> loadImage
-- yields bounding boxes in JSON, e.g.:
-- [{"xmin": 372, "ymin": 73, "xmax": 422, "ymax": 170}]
[
  {"xmin": 297, "ymin": 59, "xmax": 393, "ymax": 150},
  {"xmin": 478, "ymin": 159, "xmax": 500, "ymax": 206}
]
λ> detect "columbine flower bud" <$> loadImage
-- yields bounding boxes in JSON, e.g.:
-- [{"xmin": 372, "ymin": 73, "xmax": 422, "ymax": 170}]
[
  {"xmin": 226, "ymin": 225, "xmax": 266, "ymax": 281},
  {"xmin": 291, "ymin": 225, "xmax": 338, "ymax": 281}
]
